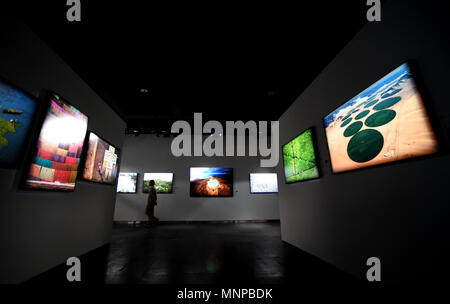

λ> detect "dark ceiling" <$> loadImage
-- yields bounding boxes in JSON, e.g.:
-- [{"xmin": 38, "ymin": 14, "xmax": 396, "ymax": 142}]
[{"xmin": 11, "ymin": 0, "xmax": 381, "ymax": 134}]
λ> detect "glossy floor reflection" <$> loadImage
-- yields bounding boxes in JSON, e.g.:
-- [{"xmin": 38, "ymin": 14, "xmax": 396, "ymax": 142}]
[{"xmin": 105, "ymin": 222, "xmax": 361, "ymax": 285}]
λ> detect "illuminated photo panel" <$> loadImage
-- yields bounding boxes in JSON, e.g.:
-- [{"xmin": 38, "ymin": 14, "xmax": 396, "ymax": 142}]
[
  {"xmin": 82, "ymin": 132, "xmax": 120, "ymax": 184},
  {"xmin": 190, "ymin": 167, "xmax": 233, "ymax": 197},
  {"xmin": 143, "ymin": 173, "xmax": 173, "ymax": 193},
  {"xmin": 0, "ymin": 78, "xmax": 38, "ymax": 167},
  {"xmin": 323, "ymin": 63, "xmax": 439, "ymax": 173},
  {"xmin": 250, "ymin": 173, "xmax": 278, "ymax": 193},
  {"xmin": 282, "ymin": 129, "xmax": 319, "ymax": 183},
  {"xmin": 24, "ymin": 92, "xmax": 88, "ymax": 191},
  {"xmin": 117, "ymin": 172, "xmax": 138, "ymax": 193}
]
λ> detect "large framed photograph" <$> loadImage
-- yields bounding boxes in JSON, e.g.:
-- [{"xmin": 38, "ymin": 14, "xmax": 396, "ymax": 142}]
[
  {"xmin": 24, "ymin": 91, "xmax": 88, "ymax": 191},
  {"xmin": 143, "ymin": 173, "xmax": 174, "ymax": 193},
  {"xmin": 282, "ymin": 128, "xmax": 319, "ymax": 183},
  {"xmin": 82, "ymin": 131, "xmax": 120, "ymax": 185},
  {"xmin": 190, "ymin": 167, "xmax": 233, "ymax": 197},
  {"xmin": 117, "ymin": 172, "xmax": 138, "ymax": 193},
  {"xmin": 249, "ymin": 173, "xmax": 278, "ymax": 193},
  {"xmin": 0, "ymin": 77, "xmax": 38, "ymax": 168},
  {"xmin": 323, "ymin": 63, "xmax": 439, "ymax": 173}
]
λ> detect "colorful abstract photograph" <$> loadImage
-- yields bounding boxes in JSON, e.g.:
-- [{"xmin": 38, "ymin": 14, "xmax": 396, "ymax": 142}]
[
  {"xmin": 24, "ymin": 92, "xmax": 88, "ymax": 191},
  {"xmin": 282, "ymin": 129, "xmax": 319, "ymax": 183},
  {"xmin": 323, "ymin": 63, "xmax": 439, "ymax": 173}
]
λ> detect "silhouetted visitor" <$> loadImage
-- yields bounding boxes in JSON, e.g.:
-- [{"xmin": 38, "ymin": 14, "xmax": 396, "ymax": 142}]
[{"xmin": 146, "ymin": 180, "xmax": 159, "ymax": 226}]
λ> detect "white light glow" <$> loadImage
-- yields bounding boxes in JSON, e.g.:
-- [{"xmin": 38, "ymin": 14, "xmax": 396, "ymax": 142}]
[
  {"xmin": 117, "ymin": 173, "xmax": 138, "ymax": 193},
  {"xmin": 40, "ymin": 113, "xmax": 87, "ymax": 145},
  {"xmin": 207, "ymin": 179, "xmax": 219, "ymax": 188},
  {"xmin": 144, "ymin": 173, "xmax": 173, "ymax": 182}
]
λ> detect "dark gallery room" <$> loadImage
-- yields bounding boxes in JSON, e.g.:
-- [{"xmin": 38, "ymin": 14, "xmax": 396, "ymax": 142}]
[{"xmin": 1, "ymin": 0, "xmax": 450, "ymax": 299}]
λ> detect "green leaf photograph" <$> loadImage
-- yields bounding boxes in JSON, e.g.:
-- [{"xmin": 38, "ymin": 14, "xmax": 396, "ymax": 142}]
[{"xmin": 282, "ymin": 129, "xmax": 319, "ymax": 183}]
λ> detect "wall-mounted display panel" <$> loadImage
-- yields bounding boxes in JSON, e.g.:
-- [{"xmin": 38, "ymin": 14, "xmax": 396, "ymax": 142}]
[
  {"xmin": 282, "ymin": 129, "xmax": 319, "ymax": 183},
  {"xmin": 323, "ymin": 63, "xmax": 439, "ymax": 173},
  {"xmin": 249, "ymin": 173, "xmax": 278, "ymax": 193},
  {"xmin": 143, "ymin": 173, "xmax": 173, "ymax": 193},
  {"xmin": 190, "ymin": 167, "xmax": 233, "ymax": 197},
  {"xmin": 82, "ymin": 132, "xmax": 120, "ymax": 184},
  {"xmin": 0, "ymin": 77, "xmax": 38, "ymax": 168},
  {"xmin": 24, "ymin": 91, "xmax": 88, "ymax": 191},
  {"xmin": 117, "ymin": 172, "xmax": 138, "ymax": 193}
]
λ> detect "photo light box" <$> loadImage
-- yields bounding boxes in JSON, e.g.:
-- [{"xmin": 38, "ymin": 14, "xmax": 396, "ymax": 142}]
[
  {"xmin": 282, "ymin": 129, "xmax": 319, "ymax": 183},
  {"xmin": 24, "ymin": 92, "xmax": 88, "ymax": 191},
  {"xmin": 117, "ymin": 172, "xmax": 138, "ymax": 193},
  {"xmin": 190, "ymin": 167, "xmax": 233, "ymax": 197},
  {"xmin": 143, "ymin": 173, "xmax": 174, "ymax": 193},
  {"xmin": 249, "ymin": 173, "xmax": 278, "ymax": 193},
  {"xmin": 82, "ymin": 132, "xmax": 120, "ymax": 185},
  {"xmin": 323, "ymin": 63, "xmax": 439, "ymax": 173}
]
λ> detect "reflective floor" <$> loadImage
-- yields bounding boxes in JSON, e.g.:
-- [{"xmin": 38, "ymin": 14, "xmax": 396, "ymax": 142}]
[
  {"xmin": 27, "ymin": 221, "xmax": 364, "ymax": 285},
  {"xmin": 104, "ymin": 222, "xmax": 361, "ymax": 284}
]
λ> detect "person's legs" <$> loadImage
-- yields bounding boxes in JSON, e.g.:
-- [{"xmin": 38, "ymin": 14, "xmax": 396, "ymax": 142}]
[
  {"xmin": 145, "ymin": 203, "xmax": 153, "ymax": 225},
  {"xmin": 149, "ymin": 204, "xmax": 159, "ymax": 223},
  {"xmin": 148, "ymin": 205, "xmax": 155, "ymax": 224}
]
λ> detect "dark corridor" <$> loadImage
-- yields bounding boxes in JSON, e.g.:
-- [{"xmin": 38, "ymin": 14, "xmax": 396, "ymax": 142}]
[{"xmin": 28, "ymin": 222, "xmax": 363, "ymax": 286}]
